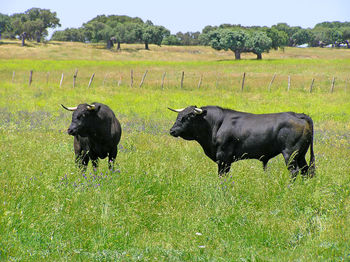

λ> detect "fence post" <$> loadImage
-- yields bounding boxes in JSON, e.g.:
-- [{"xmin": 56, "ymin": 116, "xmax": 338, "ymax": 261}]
[
  {"xmin": 268, "ymin": 73, "xmax": 276, "ymax": 92},
  {"xmin": 118, "ymin": 76, "xmax": 122, "ymax": 87},
  {"xmin": 130, "ymin": 70, "xmax": 133, "ymax": 88},
  {"xmin": 29, "ymin": 70, "xmax": 33, "ymax": 86},
  {"xmin": 102, "ymin": 74, "xmax": 107, "ymax": 86},
  {"xmin": 46, "ymin": 72, "xmax": 50, "ymax": 85},
  {"xmin": 161, "ymin": 72, "xmax": 166, "ymax": 90},
  {"xmin": 180, "ymin": 71, "xmax": 184, "ymax": 89},
  {"xmin": 139, "ymin": 70, "xmax": 148, "ymax": 88},
  {"xmin": 330, "ymin": 76, "xmax": 335, "ymax": 93},
  {"xmin": 309, "ymin": 78, "xmax": 314, "ymax": 93},
  {"xmin": 60, "ymin": 73, "xmax": 64, "ymax": 88},
  {"xmin": 88, "ymin": 73, "xmax": 95, "ymax": 88},
  {"xmin": 73, "ymin": 69, "xmax": 78, "ymax": 88},
  {"xmin": 241, "ymin": 72, "xmax": 246, "ymax": 92},
  {"xmin": 12, "ymin": 71, "xmax": 15, "ymax": 83},
  {"xmin": 215, "ymin": 74, "xmax": 219, "ymax": 89},
  {"xmin": 287, "ymin": 75, "xmax": 291, "ymax": 92},
  {"xmin": 198, "ymin": 74, "xmax": 202, "ymax": 89},
  {"xmin": 345, "ymin": 78, "xmax": 348, "ymax": 92}
]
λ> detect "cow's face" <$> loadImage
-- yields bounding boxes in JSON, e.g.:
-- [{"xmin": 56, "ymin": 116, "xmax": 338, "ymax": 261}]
[
  {"xmin": 62, "ymin": 103, "xmax": 100, "ymax": 137},
  {"xmin": 169, "ymin": 106, "xmax": 206, "ymax": 140}
]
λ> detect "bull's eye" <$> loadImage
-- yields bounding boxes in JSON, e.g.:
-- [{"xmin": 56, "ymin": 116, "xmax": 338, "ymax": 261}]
[{"xmin": 77, "ymin": 113, "xmax": 85, "ymax": 120}]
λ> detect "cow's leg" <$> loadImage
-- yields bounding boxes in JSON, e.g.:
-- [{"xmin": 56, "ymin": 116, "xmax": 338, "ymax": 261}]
[{"xmin": 282, "ymin": 150, "xmax": 299, "ymax": 181}]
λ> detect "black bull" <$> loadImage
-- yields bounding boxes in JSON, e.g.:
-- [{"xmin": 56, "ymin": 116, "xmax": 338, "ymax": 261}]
[
  {"xmin": 61, "ymin": 102, "xmax": 122, "ymax": 169},
  {"xmin": 169, "ymin": 106, "xmax": 315, "ymax": 179}
]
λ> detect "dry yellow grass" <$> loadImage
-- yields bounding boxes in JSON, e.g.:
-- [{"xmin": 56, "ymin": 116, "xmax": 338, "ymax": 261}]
[{"xmin": 1, "ymin": 39, "xmax": 350, "ymax": 61}]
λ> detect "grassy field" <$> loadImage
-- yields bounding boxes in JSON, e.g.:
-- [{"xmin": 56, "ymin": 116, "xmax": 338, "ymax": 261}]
[{"xmin": 0, "ymin": 40, "xmax": 350, "ymax": 261}]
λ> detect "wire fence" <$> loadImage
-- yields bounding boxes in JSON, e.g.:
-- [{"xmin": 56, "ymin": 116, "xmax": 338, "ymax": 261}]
[{"xmin": 6, "ymin": 69, "xmax": 349, "ymax": 93}]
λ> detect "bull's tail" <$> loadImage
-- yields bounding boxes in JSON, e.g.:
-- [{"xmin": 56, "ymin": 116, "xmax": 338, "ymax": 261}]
[{"xmin": 300, "ymin": 114, "xmax": 315, "ymax": 177}]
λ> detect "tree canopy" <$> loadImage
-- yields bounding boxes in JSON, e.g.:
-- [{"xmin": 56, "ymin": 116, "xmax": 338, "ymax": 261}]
[
  {"xmin": 9, "ymin": 8, "xmax": 60, "ymax": 43},
  {"xmin": 1, "ymin": 8, "xmax": 349, "ymax": 51}
]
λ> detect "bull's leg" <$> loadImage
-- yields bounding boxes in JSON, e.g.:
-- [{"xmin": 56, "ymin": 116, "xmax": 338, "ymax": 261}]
[
  {"xmin": 75, "ymin": 151, "xmax": 89, "ymax": 171},
  {"xmin": 216, "ymin": 144, "xmax": 233, "ymax": 176},
  {"xmin": 282, "ymin": 150, "xmax": 299, "ymax": 181},
  {"xmin": 91, "ymin": 159, "xmax": 99, "ymax": 169},
  {"xmin": 297, "ymin": 157, "xmax": 309, "ymax": 178},
  {"xmin": 262, "ymin": 159, "xmax": 269, "ymax": 171},
  {"xmin": 217, "ymin": 162, "xmax": 231, "ymax": 177},
  {"xmin": 108, "ymin": 148, "xmax": 118, "ymax": 171}
]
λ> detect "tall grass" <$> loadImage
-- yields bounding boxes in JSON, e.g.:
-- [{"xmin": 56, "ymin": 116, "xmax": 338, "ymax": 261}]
[{"xmin": 0, "ymin": 42, "xmax": 350, "ymax": 261}]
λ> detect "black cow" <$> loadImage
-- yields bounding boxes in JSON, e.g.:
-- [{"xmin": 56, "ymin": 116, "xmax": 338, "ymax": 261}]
[
  {"xmin": 169, "ymin": 106, "xmax": 315, "ymax": 179},
  {"xmin": 61, "ymin": 102, "xmax": 122, "ymax": 170}
]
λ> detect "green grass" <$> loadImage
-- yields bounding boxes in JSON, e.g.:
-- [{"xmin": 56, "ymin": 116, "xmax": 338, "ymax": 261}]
[{"xmin": 0, "ymin": 42, "xmax": 350, "ymax": 261}]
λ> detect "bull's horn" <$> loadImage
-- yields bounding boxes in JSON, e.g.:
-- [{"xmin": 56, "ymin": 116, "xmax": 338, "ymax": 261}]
[
  {"xmin": 61, "ymin": 104, "xmax": 77, "ymax": 111},
  {"xmin": 87, "ymin": 104, "xmax": 96, "ymax": 110},
  {"xmin": 168, "ymin": 107, "xmax": 185, "ymax": 113},
  {"xmin": 194, "ymin": 108, "xmax": 203, "ymax": 114}
]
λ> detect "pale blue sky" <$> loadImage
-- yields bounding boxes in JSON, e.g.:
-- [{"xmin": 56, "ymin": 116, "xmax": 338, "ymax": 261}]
[{"xmin": 2, "ymin": 0, "xmax": 349, "ymax": 36}]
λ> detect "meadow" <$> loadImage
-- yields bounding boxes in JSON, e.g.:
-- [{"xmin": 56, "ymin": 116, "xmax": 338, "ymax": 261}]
[{"xmin": 0, "ymin": 40, "xmax": 350, "ymax": 261}]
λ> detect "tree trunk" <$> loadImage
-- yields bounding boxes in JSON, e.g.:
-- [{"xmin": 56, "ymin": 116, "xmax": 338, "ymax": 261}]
[
  {"xmin": 145, "ymin": 42, "xmax": 149, "ymax": 50},
  {"xmin": 107, "ymin": 39, "xmax": 114, "ymax": 49},
  {"xmin": 36, "ymin": 32, "xmax": 41, "ymax": 43},
  {"xmin": 234, "ymin": 50, "xmax": 241, "ymax": 60},
  {"xmin": 21, "ymin": 32, "xmax": 26, "ymax": 46},
  {"xmin": 256, "ymin": 53, "xmax": 262, "ymax": 60}
]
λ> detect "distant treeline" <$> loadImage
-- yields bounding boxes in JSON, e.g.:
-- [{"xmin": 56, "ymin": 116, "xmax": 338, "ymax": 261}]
[{"xmin": 1, "ymin": 9, "xmax": 350, "ymax": 59}]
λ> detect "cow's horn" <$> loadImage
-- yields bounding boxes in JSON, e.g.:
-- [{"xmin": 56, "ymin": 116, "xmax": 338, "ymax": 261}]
[
  {"xmin": 168, "ymin": 107, "xmax": 185, "ymax": 113},
  {"xmin": 194, "ymin": 108, "xmax": 203, "ymax": 114},
  {"xmin": 61, "ymin": 104, "xmax": 77, "ymax": 111},
  {"xmin": 87, "ymin": 104, "xmax": 96, "ymax": 110}
]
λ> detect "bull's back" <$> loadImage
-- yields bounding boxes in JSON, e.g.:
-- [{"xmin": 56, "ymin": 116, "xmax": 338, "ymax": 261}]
[{"xmin": 223, "ymin": 111, "xmax": 311, "ymax": 159}]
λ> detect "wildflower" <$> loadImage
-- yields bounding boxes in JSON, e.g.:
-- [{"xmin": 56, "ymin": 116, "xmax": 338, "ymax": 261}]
[{"xmin": 195, "ymin": 232, "xmax": 202, "ymax": 236}]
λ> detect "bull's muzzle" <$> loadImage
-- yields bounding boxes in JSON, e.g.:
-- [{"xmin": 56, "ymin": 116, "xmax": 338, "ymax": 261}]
[
  {"xmin": 67, "ymin": 127, "xmax": 77, "ymax": 136},
  {"xmin": 170, "ymin": 128, "xmax": 179, "ymax": 137}
]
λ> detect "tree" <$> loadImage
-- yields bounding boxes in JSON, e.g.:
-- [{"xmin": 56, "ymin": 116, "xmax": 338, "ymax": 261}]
[
  {"xmin": 51, "ymin": 28, "xmax": 85, "ymax": 42},
  {"xmin": 9, "ymin": 8, "xmax": 60, "ymax": 43},
  {"xmin": 246, "ymin": 31, "xmax": 272, "ymax": 59},
  {"xmin": 341, "ymin": 27, "xmax": 350, "ymax": 48},
  {"xmin": 162, "ymin": 35, "xmax": 181, "ymax": 45},
  {"xmin": 208, "ymin": 29, "xmax": 249, "ymax": 59},
  {"xmin": 265, "ymin": 27, "xmax": 288, "ymax": 50},
  {"xmin": 140, "ymin": 21, "xmax": 170, "ymax": 50},
  {"xmin": 83, "ymin": 21, "xmax": 107, "ymax": 43},
  {"xmin": 0, "ymin": 13, "xmax": 12, "ymax": 39},
  {"xmin": 330, "ymin": 29, "xmax": 343, "ymax": 46},
  {"xmin": 272, "ymin": 23, "xmax": 301, "ymax": 46},
  {"xmin": 291, "ymin": 29, "xmax": 314, "ymax": 46},
  {"xmin": 176, "ymin": 31, "xmax": 201, "ymax": 45}
]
